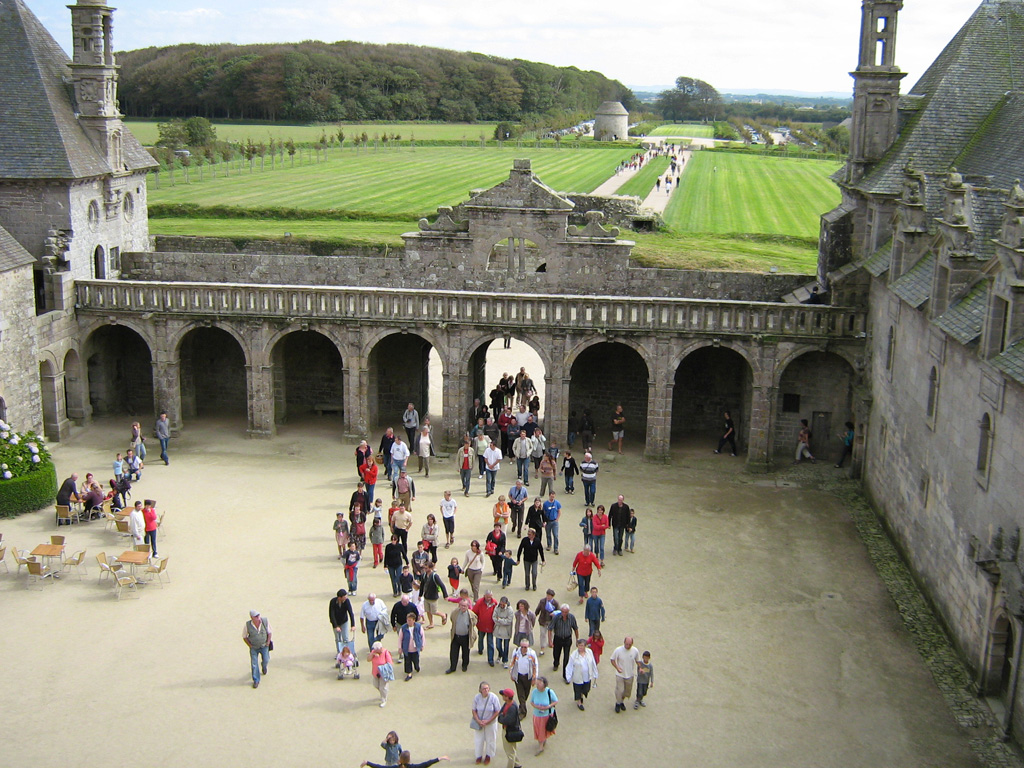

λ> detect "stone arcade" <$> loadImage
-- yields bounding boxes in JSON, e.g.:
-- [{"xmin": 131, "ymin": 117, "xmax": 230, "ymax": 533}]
[{"xmin": 0, "ymin": 0, "xmax": 1022, "ymax": 749}]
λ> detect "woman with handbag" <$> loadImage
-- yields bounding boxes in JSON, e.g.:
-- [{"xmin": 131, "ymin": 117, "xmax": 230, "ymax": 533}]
[
  {"xmin": 497, "ymin": 688, "xmax": 524, "ymax": 768},
  {"xmin": 369, "ymin": 642, "xmax": 394, "ymax": 708},
  {"xmin": 463, "ymin": 540, "xmax": 486, "ymax": 601},
  {"xmin": 528, "ymin": 676, "xmax": 557, "ymax": 754},
  {"xmin": 471, "ymin": 681, "xmax": 502, "ymax": 764}
]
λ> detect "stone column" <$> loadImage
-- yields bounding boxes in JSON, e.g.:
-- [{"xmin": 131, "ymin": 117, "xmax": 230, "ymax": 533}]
[
  {"xmin": 151, "ymin": 359, "xmax": 182, "ymax": 435},
  {"xmin": 644, "ymin": 374, "xmax": 672, "ymax": 463},
  {"xmin": 40, "ymin": 369, "xmax": 70, "ymax": 442},
  {"xmin": 544, "ymin": 333, "xmax": 567, "ymax": 444},
  {"xmin": 442, "ymin": 363, "xmax": 467, "ymax": 451},
  {"xmin": 743, "ymin": 343, "xmax": 777, "ymax": 473},
  {"xmin": 343, "ymin": 360, "xmax": 368, "ymax": 440},
  {"xmin": 247, "ymin": 360, "xmax": 275, "ymax": 438}
]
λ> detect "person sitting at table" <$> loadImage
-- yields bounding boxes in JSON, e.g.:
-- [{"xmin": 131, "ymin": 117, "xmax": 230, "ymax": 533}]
[
  {"xmin": 128, "ymin": 501, "xmax": 146, "ymax": 546},
  {"xmin": 82, "ymin": 482, "xmax": 105, "ymax": 519},
  {"xmin": 56, "ymin": 473, "xmax": 79, "ymax": 508}
]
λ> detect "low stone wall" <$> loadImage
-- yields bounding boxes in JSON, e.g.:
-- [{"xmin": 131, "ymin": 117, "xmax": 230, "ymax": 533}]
[{"xmin": 563, "ymin": 194, "xmax": 648, "ymax": 228}]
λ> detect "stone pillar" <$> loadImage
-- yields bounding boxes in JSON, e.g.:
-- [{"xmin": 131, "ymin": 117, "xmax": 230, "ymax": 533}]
[
  {"xmin": 247, "ymin": 361, "xmax": 275, "ymax": 438},
  {"xmin": 644, "ymin": 376, "xmax": 672, "ymax": 463},
  {"xmin": 151, "ymin": 359, "xmax": 182, "ymax": 436},
  {"xmin": 744, "ymin": 344, "xmax": 776, "ymax": 473},
  {"xmin": 40, "ymin": 369, "xmax": 70, "ymax": 442},
  {"xmin": 441, "ymin": 357, "xmax": 466, "ymax": 451},
  {"xmin": 343, "ymin": 361, "xmax": 368, "ymax": 440},
  {"xmin": 545, "ymin": 334, "xmax": 567, "ymax": 444}
]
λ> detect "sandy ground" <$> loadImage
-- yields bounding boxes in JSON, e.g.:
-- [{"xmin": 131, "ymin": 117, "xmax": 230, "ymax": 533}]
[{"xmin": 1, "ymin": 416, "xmax": 983, "ymax": 768}]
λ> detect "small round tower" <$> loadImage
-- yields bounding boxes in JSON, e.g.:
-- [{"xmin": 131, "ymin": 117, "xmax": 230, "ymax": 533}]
[{"xmin": 594, "ymin": 101, "xmax": 629, "ymax": 142}]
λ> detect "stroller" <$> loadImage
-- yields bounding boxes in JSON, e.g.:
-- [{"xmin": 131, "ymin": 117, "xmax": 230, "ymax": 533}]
[
  {"xmin": 112, "ymin": 476, "xmax": 132, "ymax": 510},
  {"xmin": 336, "ymin": 648, "xmax": 360, "ymax": 680}
]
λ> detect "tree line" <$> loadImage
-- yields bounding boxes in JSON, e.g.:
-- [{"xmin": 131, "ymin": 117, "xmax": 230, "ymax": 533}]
[{"xmin": 117, "ymin": 41, "xmax": 636, "ymax": 124}]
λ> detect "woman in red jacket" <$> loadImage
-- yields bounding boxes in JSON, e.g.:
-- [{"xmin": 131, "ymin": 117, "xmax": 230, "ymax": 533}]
[
  {"xmin": 590, "ymin": 505, "xmax": 609, "ymax": 565},
  {"xmin": 570, "ymin": 546, "xmax": 601, "ymax": 604}
]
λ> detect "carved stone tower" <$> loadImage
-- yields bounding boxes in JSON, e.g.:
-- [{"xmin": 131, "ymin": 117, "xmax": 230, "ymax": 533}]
[
  {"xmin": 848, "ymin": 1, "xmax": 907, "ymax": 182},
  {"xmin": 67, "ymin": 0, "xmax": 123, "ymax": 171}
]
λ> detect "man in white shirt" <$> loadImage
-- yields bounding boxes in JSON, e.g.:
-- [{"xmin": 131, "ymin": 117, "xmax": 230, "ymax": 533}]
[
  {"xmin": 483, "ymin": 440, "xmax": 502, "ymax": 497},
  {"xmin": 610, "ymin": 636, "xmax": 642, "ymax": 713},
  {"xmin": 390, "ymin": 434, "xmax": 410, "ymax": 478},
  {"xmin": 360, "ymin": 593, "xmax": 389, "ymax": 649},
  {"xmin": 509, "ymin": 638, "xmax": 538, "ymax": 719},
  {"xmin": 440, "ymin": 490, "xmax": 458, "ymax": 548},
  {"xmin": 127, "ymin": 501, "xmax": 146, "ymax": 546}
]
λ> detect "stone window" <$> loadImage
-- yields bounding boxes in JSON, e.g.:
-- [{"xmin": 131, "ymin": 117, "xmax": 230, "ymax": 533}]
[
  {"xmin": 782, "ymin": 394, "xmax": 800, "ymax": 413},
  {"xmin": 123, "ymin": 192, "xmax": 134, "ymax": 221},
  {"xmin": 110, "ymin": 246, "xmax": 120, "ymax": 274},
  {"xmin": 885, "ymin": 326, "xmax": 896, "ymax": 376},
  {"xmin": 925, "ymin": 366, "xmax": 939, "ymax": 429},
  {"xmin": 982, "ymin": 296, "xmax": 1010, "ymax": 358},
  {"xmin": 87, "ymin": 200, "xmax": 100, "ymax": 231},
  {"xmin": 976, "ymin": 413, "xmax": 993, "ymax": 489}
]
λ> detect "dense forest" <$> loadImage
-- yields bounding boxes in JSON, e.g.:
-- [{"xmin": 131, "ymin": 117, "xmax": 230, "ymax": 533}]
[{"xmin": 116, "ymin": 41, "xmax": 636, "ymax": 123}]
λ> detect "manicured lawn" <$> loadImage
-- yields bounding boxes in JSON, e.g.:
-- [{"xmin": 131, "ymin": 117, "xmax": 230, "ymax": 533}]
[
  {"xmin": 615, "ymin": 156, "xmax": 670, "ymax": 198},
  {"xmin": 664, "ymin": 151, "xmax": 841, "ymax": 239},
  {"xmin": 647, "ymin": 123, "xmax": 715, "ymax": 138},
  {"xmin": 124, "ymin": 120, "xmax": 501, "ymax": 146},
  {"xmin": 148, "ymin": 146, "xmax": 635, "ymax": 217},
  {"xmin": 148, "ymin": 217, "xmax": 412, "ymax": 249},
  {"xmin": 630, "ymin": 231, "xmax": 817, "ymax": 273}
]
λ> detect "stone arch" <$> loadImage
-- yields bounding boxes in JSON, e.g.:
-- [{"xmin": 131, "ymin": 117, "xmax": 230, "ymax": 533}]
[
  {"xmin": 270, "ymin": 330, "xmax": 344, "ymax": 424},
  {"xmin": 366, "ymin": 330, "xmax": 441, "ymax": 430},
  {"xmin": 564, "ymin": 335, "xmax": 654, "ymax": 374},
  {"xmin": 63, "ymin": 348, "xmax": 86, "ymax": 423},
  {"xmin": 672, "ymin": 344, "xmax": 754, "ymax": 451},
  {"xmin": 171, "ymin": 321, "xmax": 251, "ymax": 367},
  {"xmin": 568, "ymin": 340, "xmax": 651, "ymax": 437},
  {"xmin": 83, "ymin": 324, "xmax": 154, "ymax": 418},
  {"xmin": 774, "ymin": 350, "xmax": 856, "ymax": 457},
  {"xmin": 979, "ymin": 607, "xmax": 1015, "ymax": 699},
  {"xmin": 39, "ymin": 357, "xmax": 63, "ymax": 442},
  {"xmin": 179, "ymin": 326, "xmax": 248, "ymax": 419},
  {"xmin": 485, "ymin": 230, "xmax": 549, "ymax": 274},
  {"xmin": 464, "ymin": 332, "xmax": 552, "ymax": 431}
]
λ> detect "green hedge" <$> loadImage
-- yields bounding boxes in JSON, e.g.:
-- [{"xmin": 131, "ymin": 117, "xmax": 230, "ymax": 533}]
[{"xmin": 0, "ymin": 462, "xmax": 57, "ymax": 517}]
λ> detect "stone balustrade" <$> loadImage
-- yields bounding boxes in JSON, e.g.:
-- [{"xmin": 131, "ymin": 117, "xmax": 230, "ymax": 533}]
[{"xmin": 76, "ymin": 280, "xmax": 866, "ymax": 339}]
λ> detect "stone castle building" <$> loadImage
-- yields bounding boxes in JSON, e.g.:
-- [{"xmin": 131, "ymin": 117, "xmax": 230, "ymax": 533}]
[{"xmin": 0, "ymin": 0, "xmax": 1021, "ymax": 747}]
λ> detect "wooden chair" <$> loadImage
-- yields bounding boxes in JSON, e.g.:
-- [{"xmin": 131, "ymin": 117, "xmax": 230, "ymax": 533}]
[
  {"xmin": 115, "ymin": 520, "xmax": 132, "ymax": 543},
  {"xmin": 157, "ymin": 511, "xmax": 167, "ymax": 537},
  {"xmin": 0, "ymin": 545, "xmax": 7, "ymax": 574},
  {"xmin": 133, "ymin": 543, "xmax": 151, "ymax": 555},
  {"xmin": 143, "ymin": 556, "xmax": 170, "ymax": 587},
  {"xmin": 62, "ymin": 549, "xmax": 87, "ymax": 580},
  {"xmin": 26, "ymin": 559, "xmax": 54, "ymax": 589},
  {"xmin": 55, "ymin": 505, "xmax": 74, "ymax": 527},
  {"xmin": 114, "ymin": 571, "xmax": 139, "ymax": 600},
  {"xmin": 96, "ymin": 552, "xmax": 114, "ymax": 582},
  {"xmin": 11, "ymin": 548, "xmax": 31, "ymax": 575}
]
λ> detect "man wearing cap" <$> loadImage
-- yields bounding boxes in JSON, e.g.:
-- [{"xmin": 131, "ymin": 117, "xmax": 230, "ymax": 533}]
[
  {"xmin": 330, "ymin": 589, "xmax": 355, "ymax": 656},
  {"xmin": 243, "ymin": 609, "xmax": 272, "ymax": 689}
]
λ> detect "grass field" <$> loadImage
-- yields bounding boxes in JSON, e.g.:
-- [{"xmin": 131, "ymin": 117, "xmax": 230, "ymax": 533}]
[
  {"xmin": 665, "ymin": 151, "xmax": 841, "ymax": 239},
  {"xmin": 648, "ymin": 123, "xmax": 715, "ymax": 138},
  {"xmin": 615, "ymin": 156, "xmax": 670, "ymax": 198},
  {"xmin": 125, "ymin": 120, "xmax": 501, "ymax": 146},
  {"xmin": 148, "ymin": 146, "xmax": 635, "ymax": 217}
]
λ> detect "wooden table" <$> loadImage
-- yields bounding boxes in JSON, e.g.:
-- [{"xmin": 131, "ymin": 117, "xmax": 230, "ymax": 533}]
[
  {"xmin": 30, "ymin": 544, "xmax": 65, "ymax": 575},
  {"xmin": 116, "ymin": 550, "xmax": 150, "ymax": 579}
]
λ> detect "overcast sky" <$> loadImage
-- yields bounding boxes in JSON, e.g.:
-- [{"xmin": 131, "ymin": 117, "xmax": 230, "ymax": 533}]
[{"xmin": 30, "ymin": 0, "xmax": 984, "ymax": 95}]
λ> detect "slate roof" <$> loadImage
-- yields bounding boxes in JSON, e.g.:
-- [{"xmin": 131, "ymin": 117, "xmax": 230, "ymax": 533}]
[
  {"xmin": 0, "ymin": 0, "xmax": 155, "ymax": 180},
  {"xmin": 992, "ymin": 341, "xmax": 1024, "ymax": 385},
  {"xmin": 855, "ymin": 0, "xmax": 1024, "ymax": 198},
  {"xmin": 935, "ymin": 281, "xmax": 988, "ymax": 344},
  {"xmin": 0, "ymin": 222, "xmax": 35, "ymax": 273},
  {"xmin": 891, "ymin": 253, "xmax": 936, "ymax": 308},
  {"xmin": 863, "ymin": 241, "xmax": 893, "ymax": 277}
]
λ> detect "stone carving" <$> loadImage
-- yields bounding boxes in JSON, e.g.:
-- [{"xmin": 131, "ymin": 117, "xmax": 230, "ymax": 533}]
[
  {"xmin": 567, "ymin": 210, "xmax": 620, "ymax": 240},
  {"xmin": 901, "ymin": 159, "xmax": 923, "ymax": 205},
  {"xmin": 43, "ymin": 229, "xmax": 72, "ymax": 270},
  {"xmin": 418, "ymin": 207, "xmax": 469, "ymax": 233}
]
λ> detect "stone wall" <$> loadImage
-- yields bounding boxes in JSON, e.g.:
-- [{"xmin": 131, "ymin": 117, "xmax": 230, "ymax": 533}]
[
  {"xmin": 863, "ymin": 277, "xmax": 1024, "ymax": 734},
  {"xmin": 84, "ymin": 325, "xmax": 153, "ymax": 417},
  {"xmin": 563, "ymin": 194, "xmax": 647, "ymax": 228},
  {"xmin": 180, "ymin": 328, "xmax": 247, "ymax": 417},
  {"xmin": 124, "ymin": 245, "xmax": 809, "ymax": 301},
  {"xmin": 774, "ymin": 350, "xmax": 855, "ymax": 457},
  {"xmin": 673, "ymin": 347, "xmax": 752, "ymax": 442},
  {"xmin": 0, "ymin": 264, "xmax": 42, "ymax": 434},
  {"xmin": 568, "ymin": 343, "xmax": 650, "ymax": 434},
  {"xmin": 277, "ymin": 332, "xmax": 345, "ymax": 418}
]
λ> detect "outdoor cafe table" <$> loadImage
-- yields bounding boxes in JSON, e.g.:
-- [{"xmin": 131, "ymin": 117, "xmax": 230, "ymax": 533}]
[
  {"xmin": 30, "ymin": 543, "xmax": 65, "ymax": 575},
  {"xmin": 116, "ymin": 550, "xmax": 150, "ymax": 578}
]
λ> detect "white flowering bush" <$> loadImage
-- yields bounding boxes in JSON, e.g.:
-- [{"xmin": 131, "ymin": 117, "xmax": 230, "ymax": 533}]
[{"xmin": 0, "ymin": 420, "xmax": 57, "ymax": 516}]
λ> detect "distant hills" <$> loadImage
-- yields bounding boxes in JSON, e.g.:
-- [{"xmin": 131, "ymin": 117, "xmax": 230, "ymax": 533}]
[{"xmin": 631, "ymin": 86, "xmax": 851, "ymax": 107}]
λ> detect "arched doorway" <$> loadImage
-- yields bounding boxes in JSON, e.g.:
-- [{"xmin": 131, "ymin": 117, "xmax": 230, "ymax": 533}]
[
  {"xmin": 180, "ymin": 327, "xmax": 247, "ymax": 421},
  {"xmin": 488, "ymin": 237, "xmax": 543, "ymax": 274},
  {"xmin": 673, "ymin": 347, "xmax": 753, "ymax": 452},
  {"xmin": 270, "ymin": 331, "xmax": 343, "ymax": 424},
  {"xmin": 569, "ymin": 342, "xmax": 649, "ymax": 443},
  {"xmin": 39, "ymin": 359, "xmax": 63, "ymax": 441},
  {"xmin": 467, "ymin": 337, "xmax": 548, "ymax": 434},
  {"xmin": 84, "ymin": 325, "xmax": 153, "ymax": 417},
  {"xmin": 63, "ymin": 349, "xmax": 86, "ymax": 423},
  {"xmin": 93, "ymin": 246, "xmax": 106, "ymax": 279},
  {"xmin": 368, "ymin": 332, "xmax": 438, "ymax": 429},
  {"xmin": 775, "ymin": 351, "xmax": 855, "ymax": 459}
]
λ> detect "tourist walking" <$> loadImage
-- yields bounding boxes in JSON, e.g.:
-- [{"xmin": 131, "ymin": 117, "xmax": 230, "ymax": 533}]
[
  {"xmin": 368, "ymin": 642, "xmax": 394, "ymax": 707},
  {"xmin": 440, "ymin": 490, "xmax": 458, "ymax": 548},
  {"xmin": 417, "ymin": 427, "xmax": 432, "ymax": 476},
  {"xmin": 421, "ymin": 514, "xmax": 440, "ymax": 564},
  {"xmin": 485, "ymin": 524, "xmax": 507, "ymax": 580},
  {"xmin": 516, "ymin": 529, "xmax": 545, "ymax": 591},
  {"xmin": 493, "ymin": 596, "xmax": 514, "ymax": 667},
  {"xmin": 562, "ymin": 450, "xmax": 578, "ymax": 494},
  {"xmin": 634, "ymin": 650, "xmax": 654, "ymax": 709},
  {"xmin": 474, "ymin": 591, "xmax": 499, "ymax": 667},
  {"xmin": 565, "ymin": 638, "xmax": 599, "ymax": 710},
  {"xmin": 542, "ymin": 491, "xmax": 561, "ymax": 554},
  {"xmin": 507, "ymin": 480, "xmax": 528, "ymax": 538},
  {"xmin": 529, "ymin": 677, "xmax": 558, "ymax": 754},
  {"xmin": 578, "ymin": 508, "xmax": 593, "ymax": 549},
  {"xmin": 584, "ymin": 587, "xmax": 605, "ymax": 636},
  {"xmin": 356, "ymin": 440, "xmax": 373, "ymax": 476},
  {"xmin": 549, "ymin": 604, "xmax": 580, "ymax": 679},
  {"xmin": 398, "ymin": 610, "xmax": 424, "ymax": 681},
  {"xmin": 390, "ymin": 434, "xmax": 410, "ymax": 478},
  {"xmin": 384, "ymin": 535, "xmax": 407, "ymax": 598},
  {"xmin": 464, "ymin": 540, "xmax": 486, "ymax": 601},
  {"xmin": 611, "ymin": 636, "xmax": 642, "ymax": 712},
  {"xmin": 334, "ymin": 512, "xmax": 350, "ymax": 559},
  {"xmin": 608, "ymin": 404, "xmax": 625, "ymax": 453},
  {"xmin": 243, "ymin": 609, "xmax": 271, "ymax": 689},
  {"xmin": 446, "ymin": 598, "xmax": 479, "ymax": 674},
  {"xmin": 471, "ymin": 681, "xmax": 502, "ymax": 764},
  {"xmin": 579, "ymin": 453, "xmax": 599, "ymax": 505},
  {"xmin": 484, "ymin": 439, "xmax": 502, "ymax": 497},
  {"xmin": 534, "ymin": 589, "xmax": 558, "ymax": 657},
  {"xmin": 457, "ymin": 437, "xmax": 474, "ymax": 495},
  {"xmin": 509, "ymin": 637, "xmax": 538, "ymax": 716},
  {"xmin": 360, "ymin": 594, "xmax": 389, "ymax": 649},
  {"xmin": 714, "ymin": 410, "xmax": 738, "ymax": 456},
  {"xmin": 379, "ymin": 428, "xmax": 396, "ymax": 480},
  {"xmin": 795, "ymin": 419, "xmax": 816, "ymax": 463},
  {"xmin": 591, "ymin": 505, "xmax": 609, "ymax": 563},
  {"xmin": 330, "ymin": 588, "xmax": 356, "ymax": 656},
  {"xmin": 402, "ymin": 403, "xmax": 420, "ymax": 447},
  {"xmin": 624, "ymin": 508, "xmax": 637, "ymax": 553},
  {"xmin": 512, "ymin": 600, "xmax": 536, "ymax": 647},
  {"xmin": 420, "ymin": 560, "xmax": 449, "ymax": 628},
  {"xmin": 571, "ymin": 545, "xmax": 601, "ymax": 603},
  {"xmin": 608, "ymin": 494, "xmax": 630, "ymax": 557},
  {"xmin": 155, "ymin": 412, "xmax": 171, "ymax": 464},
  {"xmin": 835, "ymin": 421, "xmax": 855, "ymax": 468},
  {"xmin": 497, "ymin": 689, "xmax": 524, "ymax": 768}
]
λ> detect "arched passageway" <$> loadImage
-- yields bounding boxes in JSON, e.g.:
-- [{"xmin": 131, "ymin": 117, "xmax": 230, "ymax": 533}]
[
  {"xmin": 369, "ymin": 333, "xmax": 437, "ymax": 429},
  {"xmin": 271, "ymin": 331, "xmax": 344, "ymax": 424},
  {"xmin": 467, "ymin": 337, "xmax": 547, "ymax": 434},
  {"xmin": 180, "ymin": 327, "xmax": 247, "ymax": 419},
  {"xmin": 39, "ymin": 359, "xmax": 62, "ymax": 441},
  {"xmin": 85, "ymin": 326, "xmax": 153, "ymax": 417},
  {"xmin": 63, "ymin": 349, "xmax": 86, "ymax": 423},
  {"xmin": 569, "ymin": 342, "xmax": 649, "ymax": 440},
  {"xmin": 673, "ymin": 347, "xmax": 753, "ymax": 451},
  {"xmin": 775, "ymin": 351, "xmax": 855, "ymax": 458}
]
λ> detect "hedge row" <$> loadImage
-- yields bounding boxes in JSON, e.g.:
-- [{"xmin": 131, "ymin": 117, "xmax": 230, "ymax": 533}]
[{"xmin": 0, "ymin": 462, "xmax": 57, "ymax": 518}]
